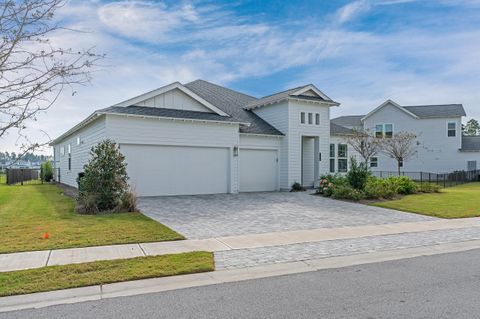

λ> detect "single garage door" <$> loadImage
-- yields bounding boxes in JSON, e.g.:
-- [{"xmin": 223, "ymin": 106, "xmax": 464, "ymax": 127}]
[
  {"xmin": 121, "ymin": 144, "xmax": 230, "ymax": 196},
  {"xmin": 239, "ymin": 149, "xmax": 278, "ymax": 192}
]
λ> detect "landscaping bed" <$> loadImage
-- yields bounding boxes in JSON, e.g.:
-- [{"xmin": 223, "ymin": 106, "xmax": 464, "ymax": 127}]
[
  {"xmin": 0, "ymin": 251, "xmax": 214, "ymax": 297},
  {"xmin": 0, "ymin": 184, "xmax": 184, "ymax": 254}
]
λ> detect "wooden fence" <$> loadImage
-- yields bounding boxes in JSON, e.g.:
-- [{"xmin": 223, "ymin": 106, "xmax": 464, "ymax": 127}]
[{"xmin": 4, "ymin": 168, "xmax": 42, "ymax": 185}]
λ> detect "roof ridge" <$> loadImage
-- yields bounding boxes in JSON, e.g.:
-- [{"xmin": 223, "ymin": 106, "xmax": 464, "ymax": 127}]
[
  {"xmin": 257, "ymin": 84, "xmax": 307, "ymax": 99},
  {"xmin": 185, "ymin": 79, "xmax": 258, "ymax": 100},
  {"xmin": 403, "ymin": 104, "xmax": 462, "ymax": 108}
]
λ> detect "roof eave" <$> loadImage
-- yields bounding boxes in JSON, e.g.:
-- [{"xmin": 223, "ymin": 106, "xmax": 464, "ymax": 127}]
[
  {"xmin": 50, "ymin": 112, "xmax": 103, "ymax": 145},
  {"xmin": 101, "ymin": 111, "xmax": 251, "ymax": 127},
  {"xmin": 244, "ymin": 97, "xmax": 339, "ymax": 110}
]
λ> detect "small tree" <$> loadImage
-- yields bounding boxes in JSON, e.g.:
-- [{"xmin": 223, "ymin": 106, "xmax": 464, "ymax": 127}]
[
  {"xmin": 346, "ymin": 157, "xmax": 371, "ymax": 190},
  {"xmin": 77, "ymin": 140, "xmax": 133, "ymax": 214},
  {"xmin": 346, "ymin": 129, "xmax": 383, "ymax": 167},
  {"xmin": 382, "ymin": 132, "xmax": 418, "ymax": 176},
  {"xmin": 41, "ymin": 161, "xmax": 53, "ymax": 182},
  {"xmin": 462, "ymin": 119, "xmax": 480, "ymax": 136}
]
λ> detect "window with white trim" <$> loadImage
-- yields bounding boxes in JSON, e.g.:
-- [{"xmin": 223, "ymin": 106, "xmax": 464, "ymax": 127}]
[
  {"xmin": 77, "ymin": 136, "xmax": 81, "ymax": 145},
  {"xmin": 300, "ymin": 112, "xmax": 305, "ymax": 124},
  {"xmin": 375, "ymin": 124, "xmax": 393, "ymax": 138},
  {"xmin": 68, "ymin": 144, "xmax": 71, "ymax": 171},
  {"xmin": 447, "ymin": 122, "xmax": 456, "ymax": 137},
  {"xmin": 338, "ymin": 144, "xmax": 348, "ymax": 172},
  {"xmin": 315, "ymin": 113, "xmax": 320, "ymax": 125},
  {"xmin": 308, "ymin": 113, "xmax": 313, "ymax": 124},
  {"xmin": 329, "ymin": 144, "xmax": 335, "ymax": 173},
  {"xmin": 370, "ymin": 157, "xmax": 378, "ymax": 168},
  {"xmin": 60, "ymin": 146, "xmax": 65, "ymax": 156}
]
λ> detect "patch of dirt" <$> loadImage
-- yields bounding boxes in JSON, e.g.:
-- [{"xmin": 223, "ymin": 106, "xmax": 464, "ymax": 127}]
[{"xmin": 55, "ymin": 182, "xmax": 78, "ymax": 198}]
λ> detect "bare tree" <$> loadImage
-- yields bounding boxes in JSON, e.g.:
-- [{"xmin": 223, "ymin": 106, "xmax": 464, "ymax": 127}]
[
  {"xmin": 382, "ymin": 132, "xmax": 418, "ymax": 176},
  {"xmin": 346, "ymin": 129, "xmax": 383, "ymax": 167},
  {"xmin": 0, "ymin": 0, "xmax": 104, "ymax": 157}
]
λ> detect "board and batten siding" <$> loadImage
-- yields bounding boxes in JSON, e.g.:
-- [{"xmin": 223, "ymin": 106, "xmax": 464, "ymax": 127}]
[
  {"xmin": 135, "ymin": 88, "xmax": 212, "ymax": 113},
  {"xmin": 363, "ymin": 103, "xmax": 468, "ymax": 172},
  {"xmin": 105, "ymin": 115, "xmax": 240, "ymax": 193},
  {"xmin": 54, "ymin": 116, "xmax": 107, "ymax": 187},
  {"xmin": 253, "ymin": 101, "xmax": 289, "ymax": 189}
]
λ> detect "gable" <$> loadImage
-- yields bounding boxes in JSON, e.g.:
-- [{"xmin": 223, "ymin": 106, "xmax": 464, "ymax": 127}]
[
  {"xmin": 136, "ymin": 88, "xmax": 213, "ymax": 113},
  {"xmin": 362, "ymin": 100, "xmax": 418, "ymax": 122},
  {"xmin": 299, "ymin": 89, "xmax": 320, "ymax": 97},
  {"xmin": 114, "ymin": 82, "xmax": 229, "ymax": 116}
]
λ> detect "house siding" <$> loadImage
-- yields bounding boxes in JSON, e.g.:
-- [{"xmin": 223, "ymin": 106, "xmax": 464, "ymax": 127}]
[
  {"xmin": 53, "ymin": 116, "xmax": 107, "ymax": 187},
  {"xmin": 287, "ymin": 100, "xmax": 331, "ymax": 188},
  {"xmin": 136, "ymin": 88, "xmax": 212, "ymax": 113},
  {"xmin": 363, "ymin": 103, "xmax": 469, "ymax": 172},
  {"xmin": 106, "ymin": 115, "xmax": 240, "ymax": 193},
  {"xmin": 253, "ymin": 101, "xmax": 289, "ymax": 189}
]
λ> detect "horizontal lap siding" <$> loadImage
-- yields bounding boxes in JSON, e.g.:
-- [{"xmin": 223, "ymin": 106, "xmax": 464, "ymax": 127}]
[
  {"xmin": 106, "ymin": 115, "xmax": 240, "ymax": 193},
  {"xmin": 53, "ymin": 116, "xmax": 107, "ymax": 187}
]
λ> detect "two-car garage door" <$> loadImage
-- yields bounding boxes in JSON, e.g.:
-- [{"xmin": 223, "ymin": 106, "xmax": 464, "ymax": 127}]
[
  {"xmin": 121, "ymin": 144, "xmax": 230, "ymax": 197},
  {"xmin": 121, "ymin": 144, "xmax": 278, "ymax": 196}
]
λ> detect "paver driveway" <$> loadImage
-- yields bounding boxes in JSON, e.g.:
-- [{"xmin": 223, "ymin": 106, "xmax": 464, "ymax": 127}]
[{"xmin": 138, "ymin": 192, "xmax": 435, "ymax": 239}]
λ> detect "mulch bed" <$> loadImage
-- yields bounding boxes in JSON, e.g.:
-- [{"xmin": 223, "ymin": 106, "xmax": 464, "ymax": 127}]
[{"xmin": 54, "ymin": 182, "xmax": 78, "ymax": 198}]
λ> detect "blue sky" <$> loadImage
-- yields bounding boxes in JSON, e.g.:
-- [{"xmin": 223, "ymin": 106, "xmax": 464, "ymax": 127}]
[{"xmin": 2, "ymin": 0, "xmax": 480, "ymax": 153}]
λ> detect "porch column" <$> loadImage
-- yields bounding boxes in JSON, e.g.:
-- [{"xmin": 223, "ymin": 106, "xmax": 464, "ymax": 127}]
[{"xmin": 314, "ymin": 136, "xmax": 320, "ymax": 187}]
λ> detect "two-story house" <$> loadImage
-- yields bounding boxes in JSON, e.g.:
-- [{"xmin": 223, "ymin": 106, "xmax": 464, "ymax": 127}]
[
  {"xmin": 51, "ymin": 80, "xmax": 339, "ymax": 196},
  {"xmin": 331, "ymin": 100, "xmax": 480, "ymax": 174}
]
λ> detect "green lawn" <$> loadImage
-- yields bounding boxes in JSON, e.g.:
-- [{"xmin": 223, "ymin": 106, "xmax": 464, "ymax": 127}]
[
  {"xmin": 0, "ymin": 184, "xmax": 184, "ymax": 254},
  {"xmin": 371, "ymin": 182, "xmax": 480, "ymax": 218},
  {"xmin": 0, "ymin": 251, "xmax": 214, "ymax": 297}
]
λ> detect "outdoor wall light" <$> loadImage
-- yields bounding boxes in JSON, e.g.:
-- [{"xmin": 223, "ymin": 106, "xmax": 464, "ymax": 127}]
[{"xmin": 233, "ymin": 146, "xmax": 239, "ymax": 157}]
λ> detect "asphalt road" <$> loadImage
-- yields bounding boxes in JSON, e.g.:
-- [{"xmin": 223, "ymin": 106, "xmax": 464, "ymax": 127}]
[{"xmin": 2, "ymin": 249, "xmax": 480, "ymax": 319}]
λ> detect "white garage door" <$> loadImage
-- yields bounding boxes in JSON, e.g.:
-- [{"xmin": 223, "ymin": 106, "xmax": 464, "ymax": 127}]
[
  {"xmin": 239, "ymin": 149, "xmax": 278, "ymax": 192},
  {"xmin": 121, "ymin": 144, "xmax": 230, "ymax": 196}
]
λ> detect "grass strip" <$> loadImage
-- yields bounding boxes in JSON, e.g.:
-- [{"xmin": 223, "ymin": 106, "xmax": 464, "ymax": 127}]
[{"xmin": 0, "ymin": 251, "xmax": 214, "ymax": 297}]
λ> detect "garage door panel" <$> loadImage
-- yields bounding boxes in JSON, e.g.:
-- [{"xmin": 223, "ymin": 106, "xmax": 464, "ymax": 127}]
[
  {"xmin": 239, "ymin": 149, "xmax": 278, "ymax": 192},
  {"xmin": 121, "ymin": 144, "xmax": 229, "ymax": 196}
]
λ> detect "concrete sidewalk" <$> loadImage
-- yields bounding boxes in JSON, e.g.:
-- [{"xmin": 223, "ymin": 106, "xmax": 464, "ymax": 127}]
[
  {"xmin": 1, "ymin": 218, "xmax": 480, "ymax": 272},
  {"xmin": 2, "ymin": 240, "xmax": 480, "ymax": 313}
]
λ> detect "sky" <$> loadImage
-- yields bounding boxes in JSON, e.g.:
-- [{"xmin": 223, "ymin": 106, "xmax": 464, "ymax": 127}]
[{"xmin": 1, "ymin": 0, "xmax": 480, "ymax": 154}]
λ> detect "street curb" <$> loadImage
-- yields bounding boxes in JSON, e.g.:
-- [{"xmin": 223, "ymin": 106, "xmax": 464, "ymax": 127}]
[{"xmin": 2, "ymin": 239, "xmax": 480, "ymax": 313}]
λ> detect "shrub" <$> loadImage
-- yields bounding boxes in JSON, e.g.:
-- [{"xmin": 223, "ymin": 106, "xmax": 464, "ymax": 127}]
[
  {"xmin": 291, "ymin": 182, "xmax": 306, "ymax": 192},
  {"xmin": 316, "ymin": 174, "xmax": 347, "ymax": 196},
  {"xmin": 417, "ymin": 183, "xmax": 441, "ymax": 193},
  {"xmin": 346, "ymin": 157, "xmax": 370, "ymax": 190},
  {"xmin": 364, "ymin": 176, "xmax": 397, "ymax": 199},
  {"xmin": 386, "ymin": 176, "xmax": 418, "ymax": 195},
  {"xmin": 40, "ymin": 161, "xmax": 54, "ymax": 182},
  {"xmin": 331, "ymin": 184, "xmax": 365, "ymax": 201},
  {"xmin": 76, "ymin": 139, "xmax": 136, "ymax": 214}
]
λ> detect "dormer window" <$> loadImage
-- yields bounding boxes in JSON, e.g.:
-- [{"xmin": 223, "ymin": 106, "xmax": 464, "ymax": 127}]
[{"xmin": 447, "ymin": 122, "xmax": 456, "ymax": 137}]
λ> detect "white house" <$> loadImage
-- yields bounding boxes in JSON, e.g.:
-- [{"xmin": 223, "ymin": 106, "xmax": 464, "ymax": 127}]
[
  {"xmin": 51, "ymin": 80, "xmax": 339, "ymax": 196},
  {"xmin": 331, "ymin": 99, "xmax": 480, "ymax": 174}
]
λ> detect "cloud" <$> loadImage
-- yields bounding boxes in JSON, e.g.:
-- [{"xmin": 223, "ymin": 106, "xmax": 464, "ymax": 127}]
[
  {"xmin": 97, "ymin": 1, "xmax": 199, "ymax": 42},
  {"xmin": 336, "ymin": 0, "xmax": 371, "ymax": 24}
]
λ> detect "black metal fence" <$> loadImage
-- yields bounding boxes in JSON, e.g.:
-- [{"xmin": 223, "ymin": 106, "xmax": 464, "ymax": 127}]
[
  {"xmin": 372, "ymin": 170, "xmax": 480, "ymax": 188},
  {"xmin": 1, "ymin": 168, "xmax": 42, "ymax": 185}
]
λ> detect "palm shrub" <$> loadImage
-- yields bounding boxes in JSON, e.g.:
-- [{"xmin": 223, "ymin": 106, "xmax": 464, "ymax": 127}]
[
  {"xmin": 76, "ymin": 139, "xmax": 135, "ymax": 214},
  {"xmin": 346, "ymin": 157, "xmax": 371, "ymax": 190},
  {"xmin": 40, "ymin": 161, "xmax": 53, "ymax": 182}
]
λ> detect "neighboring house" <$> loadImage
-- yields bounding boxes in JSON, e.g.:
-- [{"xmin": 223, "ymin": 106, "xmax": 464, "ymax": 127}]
[
  {"xmin": 51, "ymin": 80, "xmax": 339, "ymax": 196},
  {"xmin": 331, "ymin": 99, "xmax": 480, "ymax": 173}
]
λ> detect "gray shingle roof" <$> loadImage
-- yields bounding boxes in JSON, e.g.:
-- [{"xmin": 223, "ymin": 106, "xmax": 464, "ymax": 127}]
[
  {"xmin": 330, "ymin": 123, "xmax": 354, "ymax": 135},
  {"xmin": 244, "ymin": 85, "xmax": 336, "ymax": 109},
  {"xmin": 185, "ymin": 80, "xmax": 283, "ymax": 135},
  {"xmin": 403, "ymin": 104, "xmax": 466, "ymax": 118},
  {"xmin": 461, "ymin": 136, "xmax": 480, "ymax": 151},
  {"xmin": 331, "ymin": 115, "xmax": 364, "ymax": 128},
  {"xmin": 98, "ymin": 105, "xmax": 243, "ymax": 123}
]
